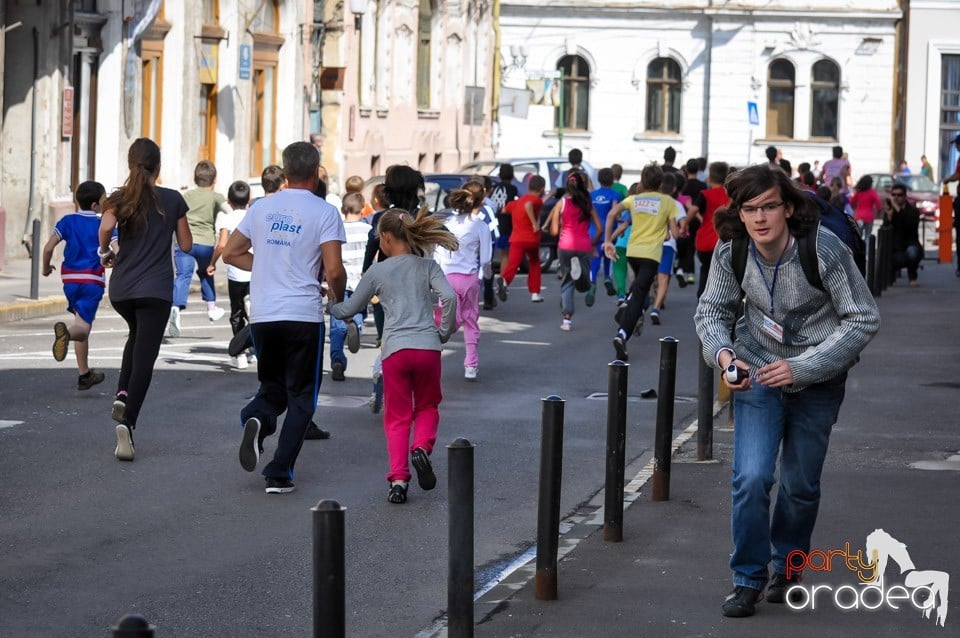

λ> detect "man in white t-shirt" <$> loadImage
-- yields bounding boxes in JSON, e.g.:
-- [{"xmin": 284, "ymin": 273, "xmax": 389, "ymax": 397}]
[{"xmin": 223, "ymin": 141, "xmax": 347, "ymax": 495}]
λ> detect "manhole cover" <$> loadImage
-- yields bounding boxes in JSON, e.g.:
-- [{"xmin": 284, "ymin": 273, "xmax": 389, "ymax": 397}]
[{"xmin": 316, "ymin": 394, "xmax": 371, "ymax": 408}]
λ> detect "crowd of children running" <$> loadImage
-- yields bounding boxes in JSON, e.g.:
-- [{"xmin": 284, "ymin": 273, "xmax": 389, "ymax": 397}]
[{"xmin": 42, "ymin": 139, "xmax": 924, "ymax": 500}]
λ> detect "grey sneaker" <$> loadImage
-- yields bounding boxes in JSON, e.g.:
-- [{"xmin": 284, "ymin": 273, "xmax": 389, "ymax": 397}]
[
  {"xmin": 114, "ymin": 424, "xmax": 135, "ymax": 462},
  {"xmin": 346, "ymin": 322, "xmax": 361, "ymax": 353},
  {"xmin": 495, "ymin": 276, "xmax": 508, "ymax": 302},
  {"xmin": 167, "ymin": 306, "xmax": 181, "ymax": 338},
  {"xmin": 613, "ymin": 335, "xmax": 628, "ymax": 362},
  {"xmin": 111, "ymin": 396, "xmax": 126, "ymax": 423}
]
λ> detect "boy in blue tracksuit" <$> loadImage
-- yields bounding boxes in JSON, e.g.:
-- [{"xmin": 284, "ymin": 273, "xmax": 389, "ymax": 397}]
[{"xmin": 42, "ymin": 180, "xmax": 108, "ymax": 390}]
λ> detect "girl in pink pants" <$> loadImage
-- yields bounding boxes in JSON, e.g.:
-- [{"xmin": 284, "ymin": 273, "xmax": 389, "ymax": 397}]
[
  {"xmin": 434, "ymin": 181, "xmax": 492, "ymax": 381},
  {"xmin": 328, "ymin": 199, "xmax": 458, "ymax": 504}
]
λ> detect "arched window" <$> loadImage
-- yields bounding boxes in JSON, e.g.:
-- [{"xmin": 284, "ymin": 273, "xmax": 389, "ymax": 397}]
[
  {"xmin": 646, "ymin": 57, "xmax": 682, "ymax": 133},
  {"xmin": 556, "ymin": 55, "xmax": 589, "ymax": 131},
  {"xmin": 811, "ymin": 59, "xmax": 840, "ymax": 139},
  {"xmin": 767, "ymin": 59, "xmax": 795, "ymax": 139}
]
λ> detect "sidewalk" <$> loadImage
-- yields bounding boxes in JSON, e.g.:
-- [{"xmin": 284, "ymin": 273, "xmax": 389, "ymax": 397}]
[
  {"xmin": 0, "ymin": 256, "xmax": 227, "ymax": 322},
  {"xmin": 471, "ymin": 259, "xmax": 960, "ymax": 638}
]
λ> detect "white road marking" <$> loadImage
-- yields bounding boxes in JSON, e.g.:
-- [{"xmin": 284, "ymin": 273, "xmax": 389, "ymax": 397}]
[
  {"xmin": 499, "ymin": 339, "xmax": 551, "ymax": 346},
  {"xmin": 0, "ymin": 420, "xmax": 24, "ymax": 429}
]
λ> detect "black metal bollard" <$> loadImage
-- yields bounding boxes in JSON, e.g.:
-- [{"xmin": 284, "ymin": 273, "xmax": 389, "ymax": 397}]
[
  {"xmin": 603, "ymin": 361, "xmax": 629, "ymax": 542},
  {"xmin": 312, "ymin": 499, "xmax": 346, "ymax": 638},
  {"xmin": 652, "ymin": 337, "xmax": 678, "ymax": 502},
  {"xmin": 111, "ymin": 614, "xmax": 155, "ymax": 638},
  {"xmin": 447, "ymin": 438, "xmax": 475, "ymax": 638},
  {"xmin": 696, "ymin": 339, "xmax": 713, "ymax": 461},
  {"xmin": 867, "ymin": 234, "xmax": 878, "ymax": 296},
  {"xmin": 877, "ymin": 226, "xmax": 892, "ymax": 291},
  {"xmin": 30, "ymin": 218, "xmax": 41, "ymax": 300},
  {"xmin": 535, "ymin": 395, "xmax": 565, "ymax": 600},
  {"xmin": 883, "ymin": 225, "xmax": 894, "ymax": 288}
]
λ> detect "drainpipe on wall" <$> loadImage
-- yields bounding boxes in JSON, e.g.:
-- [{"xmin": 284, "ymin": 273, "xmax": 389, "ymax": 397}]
[
  {"xmin": 702, "ymin": 13, "xmax": 713, "ymax": 160},
  {"xmin": 492, "ymin": 0, "xmax": 501, "ymax": 148},
  {"xmin": 21, "ymin": 26, "xmax": 40, "ymax": 257}
]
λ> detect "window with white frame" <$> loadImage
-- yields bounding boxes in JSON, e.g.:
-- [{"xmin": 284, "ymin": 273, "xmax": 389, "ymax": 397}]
[
  {"xmin": 556, "ymin": 55, "xmax": 589, "ymax": 131},
  {"xmin": 767, "ymin": 59, "xmax": 795, "ymax": 139},
  {"xmin": 646, "ymin": 57, "xmax": 682, "ymax": 134},
  {"xmin": 810, "ymin": 59, "xmax": 840, "ymax": 140}
]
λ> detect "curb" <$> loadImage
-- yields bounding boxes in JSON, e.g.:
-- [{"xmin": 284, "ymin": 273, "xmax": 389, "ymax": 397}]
[{"xmin": 0, "ymin": 296, "xmax": 66, "ymax": 323}]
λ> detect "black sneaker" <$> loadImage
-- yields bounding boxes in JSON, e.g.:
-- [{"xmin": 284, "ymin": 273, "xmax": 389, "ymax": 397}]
[
  {"xmin": 305, "ymin": 421, "xmax": 331, "ymax": 440},
  {"xmin": 265, "ymin": 477, "xmax": 296, "ymax": 494},
  {"xmin": 634, "ymin": 311, "xmax": 645, "ymax": 336},
  {"xmin": 766, "ymin": 573, "xmax": 802, "ymax": 604},
  {"xmin": 721, "ymin": 586, "xmax": 763, "ymax": 618},
  {"xmin": 114, "ymin": 423, "xmax": 135, "ymax": 462},
  {"xmin": 346, "ymin": 322, "xmax": 361, "ymax": 353},
  {"xmin": 388, "ymin": 481, "xmax": 408, "ymax": 504},
  {"xmin": 77, "ymin": 369, "xmax": 105, "ymax": 391},
  {"xmin": 331, "ymin": 361, "xmax": 345, "ymax": 381},
  {"xmin": 603, "ymin": 278, "xmax": 616, "ymax": 296},
  {"xmin": 112, "ymin": 395, "xmax": 127, "ymax": 423},
  {"xmin": 410, "ymin": 447, "xmax": 437, "ymax": 491},
  {"xmin": 650, "ymin": 309, "xmax": 661, "ymax": 326},
  {"xmin": 495, "ymin": 276, "xmax": 508, "ymax": 302},
  {"xmin": 239, "ymin": 417, "xmax": 261, "ymax": 472},
  {"xmin": 675, "ymin": 271, "xmax": 688, "ymax": 288},
  {"xmin": 613, "ymin": 335, "xmax": 629, "ymax": 362}
]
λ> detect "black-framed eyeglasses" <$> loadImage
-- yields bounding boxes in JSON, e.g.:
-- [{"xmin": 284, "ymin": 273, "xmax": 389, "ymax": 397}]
[
  {"xmin": 891, "ymin": 192, "xmax": 907, "ymax": 197},
  {"xmin": 740, "ymin": 201, "xmax": 785, "ymax": 215}
]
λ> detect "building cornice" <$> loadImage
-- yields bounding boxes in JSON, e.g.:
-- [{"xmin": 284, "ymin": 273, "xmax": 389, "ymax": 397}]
[{"xmin": 501, "ymin": 5, "xmax": 901, "ymax": 21}]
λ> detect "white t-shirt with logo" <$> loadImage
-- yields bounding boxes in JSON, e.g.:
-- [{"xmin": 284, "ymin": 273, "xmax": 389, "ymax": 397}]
[
  {"xmin": 237, "ymin": 188, "xmax": 346, "ymax": 324},
  {"xmin": 215, "ymin": 208, "xmax": 252, "ymax": 283}
]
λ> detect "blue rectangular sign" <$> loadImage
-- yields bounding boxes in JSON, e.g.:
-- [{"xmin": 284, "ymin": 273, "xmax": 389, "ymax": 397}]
[
  {"xmin": 748, "ymin": 101, "xmax": 759, "ymax": 126},
  {"xmin": 239, "ymin": 44, "xmax": 252, "ymax": 80}
]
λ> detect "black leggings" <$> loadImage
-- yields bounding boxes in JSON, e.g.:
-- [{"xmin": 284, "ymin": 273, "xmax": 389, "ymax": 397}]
[{"xmin": 111, "ymin": 297, "xmax": 170, "ymax": 428}]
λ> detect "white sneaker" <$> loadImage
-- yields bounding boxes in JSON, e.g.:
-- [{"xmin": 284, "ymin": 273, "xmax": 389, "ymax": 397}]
[
  {"xmin": 167, "ymin": 306, "xmax": 181, "ymax": 337},
  {"xmin": 233, "ymin": 354, "xmax": 249, "ymax": 369},
  {"xmin": 114, "ymin": 424, "xmax": 135, "ymax": 462},
  {"xmin": 560, "ymin": 318, "xmax": 572, "ymax": 331},
  {"xmin": 247, "ymin": 351, "xmax": 257, "ymax": 364},
  {"xmin": 464, "ymin": 366, "xmax": 478, "ymax": 381},
  {"xmin": 569, "ymin": 258, "xmax": 582, "ymax": 282},
  {"xmin": 208, "ymin": 305, "xmax": 226, "ymax": 321},
  {"xmin": 531, "ymin": 293, "xmax": 544, "ymax": 303}
]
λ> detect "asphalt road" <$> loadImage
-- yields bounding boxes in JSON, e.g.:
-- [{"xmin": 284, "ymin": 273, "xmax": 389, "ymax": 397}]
[{"xmin": 0, "ymin": 272, "xmax": 706, "ymax": 637}]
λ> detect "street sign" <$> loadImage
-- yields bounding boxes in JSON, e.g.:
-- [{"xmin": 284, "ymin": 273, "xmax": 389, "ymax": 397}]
[
  {"xmin": 748, "ymin": 101, "xmax": 759, "ymax": 127},
  {"xmin": 239, "ymin": 44, "xmax": 251, "ymax": 80}
]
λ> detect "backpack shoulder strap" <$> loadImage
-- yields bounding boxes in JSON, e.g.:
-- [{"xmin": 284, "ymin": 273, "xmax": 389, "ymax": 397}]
[
  {"xmin": 797, "ymin": 223, "xmax": 823, "ymax": 291},
  {"xmin": 731, "ymin": 236, "xmax": 749, "ymax": 289}
]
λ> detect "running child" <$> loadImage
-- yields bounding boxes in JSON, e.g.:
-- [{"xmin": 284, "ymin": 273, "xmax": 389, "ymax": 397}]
[
  {"xmin": 208, "ymin": 180, "xmax": 254, "ymax": 369},
  {"xmin": 499, "ymin": 174, "xmax": 545, "ymax": 302},
  {"xmin": 587, "ymin": 168, "xmax": 622, "ymax": 305},
  {"xmin": 43, "ymin": 180, "xmax": 108, "ymax": 390},
  {"xmin": 328, "ymin": 208, "xmax": 458, "ymax": 504},
  {"xmin": 434, "ymin": 181, "xmax": 492, "ymax": 381},
  {"xmin": 328, "ymin": 192, "xmax": 371, "ymax": 380}
]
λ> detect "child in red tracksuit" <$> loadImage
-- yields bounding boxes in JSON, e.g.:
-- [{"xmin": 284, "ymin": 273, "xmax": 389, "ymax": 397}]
[
  {"xmin": 328, "ymin": 208, "xmax": 458, "ymax": 504},
  {"xmin": 499, "ymin": 174, "xmax": 546, "ymax": 302}
]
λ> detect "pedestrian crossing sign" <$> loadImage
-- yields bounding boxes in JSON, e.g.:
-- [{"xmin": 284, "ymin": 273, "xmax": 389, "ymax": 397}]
[{"xmin": 748, "ymin": 101, "xmax": 759, "ymax": 126}]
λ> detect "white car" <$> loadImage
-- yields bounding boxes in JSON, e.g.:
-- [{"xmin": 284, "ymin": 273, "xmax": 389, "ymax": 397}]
[{"xmin": 459, "ymin": 157, "xmax": 598, "ymax": 195}]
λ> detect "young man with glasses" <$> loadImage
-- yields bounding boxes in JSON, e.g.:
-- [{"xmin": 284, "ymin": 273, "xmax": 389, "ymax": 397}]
[
  {"xmin": 884, "ymin": 184, "xmax": 923, "ymax": 287},
  {"xmin": 695, "ymin": 164, "xmax": 879, "ymax": 618}
]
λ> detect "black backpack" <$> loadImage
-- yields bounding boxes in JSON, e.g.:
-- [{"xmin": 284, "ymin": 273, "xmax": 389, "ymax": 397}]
[{"xmin": 732, "ymin": 192, "xmax": 866, "ymax": 292}]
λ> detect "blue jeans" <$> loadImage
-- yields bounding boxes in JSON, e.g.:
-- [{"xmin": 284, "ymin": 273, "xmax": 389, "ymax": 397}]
[
  {"xmin": 730, "ymin": 374, "xmax": 846, "ymax": 590},
  {"xmin": 329, "ymin": 291, "xmax": 364, "ymax": 369},
  {"xmin": 173, "ymin": 243, "xmax": 216, "ymax": 309}
]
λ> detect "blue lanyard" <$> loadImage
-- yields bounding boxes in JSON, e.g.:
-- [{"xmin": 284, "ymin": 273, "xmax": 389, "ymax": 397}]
[{"xmin": 750, "ymin": 236, "xmax": 791, "ymax": 315}]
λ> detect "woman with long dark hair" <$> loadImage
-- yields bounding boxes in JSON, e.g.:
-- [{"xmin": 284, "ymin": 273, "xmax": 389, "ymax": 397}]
[
  {"xmin": 546, "ymin": 171, "xmax": 602, "ymax": 330},
  {"xmin": 849, "ymin": 174, "xmax": 882, "ymax": 243},
  {"xmin": 98, "ymin": 138, "xmax": 192, "ymax": 461}
]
